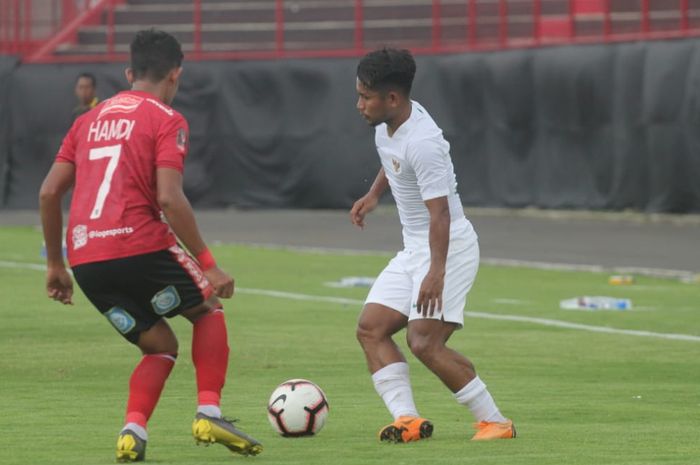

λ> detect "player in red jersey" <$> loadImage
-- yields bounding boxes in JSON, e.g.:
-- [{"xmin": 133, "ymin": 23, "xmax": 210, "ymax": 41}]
[{"xmin": 39, "ymin": 29, "xmax": 262, "ymax": 462}]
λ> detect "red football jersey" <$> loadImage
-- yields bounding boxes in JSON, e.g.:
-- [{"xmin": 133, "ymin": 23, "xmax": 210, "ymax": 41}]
[{"xmin": 56, "ymin": 90, "xmax": 189, "ymax": 267}]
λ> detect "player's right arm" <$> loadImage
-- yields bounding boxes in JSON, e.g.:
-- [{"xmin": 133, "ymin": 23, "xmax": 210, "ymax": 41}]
[
  {"xmin": 156, "ymin": 167, "xmax": 234, "ymax": 299},
  {"xmin": 39, "ymin": 162, "xmax": 75, "ymax": 305},
  {"xmin": 350, "ymin": 167, "xmax": 388, "ymax": 229}
]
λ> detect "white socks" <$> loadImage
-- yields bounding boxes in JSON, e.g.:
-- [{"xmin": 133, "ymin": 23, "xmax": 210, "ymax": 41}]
[
  {"xmin": 373, "ymin": 365, "xmax": 506, "ymax": 424},
  {"xmin": 197, "ymin": 404, "xmax": 222, "ymax": 418},
  {"xmin": 121, "ymin": 423, "xmax": 148, "ymax": 441},
  {"xmin": 372, "ymin": 362, "xmax": 420, "ymax": 419},
  {"xmin": 454, "ymin": 376, "xmax": 507, "ymax": 423}
]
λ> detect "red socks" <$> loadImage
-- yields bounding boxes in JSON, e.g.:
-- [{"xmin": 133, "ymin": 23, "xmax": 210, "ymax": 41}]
[
  {"xmin": 192, "ymin": 309, "xmax": 229, "ymax": 407},
  {"xmin": 123, "ymin": 310, "xmax": 229, "ymax": 428},
  {"xmin": 125, "ymin": 354, "xmax": 176, "ymax": 427}
]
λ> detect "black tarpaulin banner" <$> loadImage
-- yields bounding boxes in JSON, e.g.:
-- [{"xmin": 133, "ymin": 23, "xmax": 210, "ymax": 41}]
[
  {"xmin": 0, "ymin": 55, "xmax": 19, "ymax": 206},
  {"xmin": 1, "ymin": 39, "xmax": 699, "ymax": 212}
]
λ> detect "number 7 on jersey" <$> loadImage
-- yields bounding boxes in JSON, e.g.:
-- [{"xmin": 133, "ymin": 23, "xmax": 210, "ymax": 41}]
[{"xmin": 88, "ymin": 144, "xmax": 122, "ymax": 219}]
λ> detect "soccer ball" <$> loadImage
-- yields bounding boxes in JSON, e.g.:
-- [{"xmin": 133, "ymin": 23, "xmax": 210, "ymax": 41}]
[{"xmin": 267, "ymin": 379, "xmax": 329, "ymax": 437}]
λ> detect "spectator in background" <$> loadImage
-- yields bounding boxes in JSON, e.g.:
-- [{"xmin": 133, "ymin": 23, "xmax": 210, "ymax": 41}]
[{"xmin": 73, "ymin": 72, "xmax": 99, "ymax": 119}]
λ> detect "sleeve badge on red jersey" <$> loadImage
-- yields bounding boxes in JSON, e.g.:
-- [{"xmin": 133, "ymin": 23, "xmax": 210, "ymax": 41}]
[{"xmin": 176, "ymin": 127, "xmax": 188, "ymax": 152}]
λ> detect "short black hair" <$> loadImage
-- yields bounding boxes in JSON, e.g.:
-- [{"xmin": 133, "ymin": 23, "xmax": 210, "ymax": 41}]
[
  {"xmin": 130, "ymin": 29, "xmax": 184, "ymax": 83},
  {"xmin": 76, "ymin": 72, "xmax": 96, "ymax": 87},
  {"xmin": 357, "ymin": 48, "xmax": 416, "ymax": 96}
]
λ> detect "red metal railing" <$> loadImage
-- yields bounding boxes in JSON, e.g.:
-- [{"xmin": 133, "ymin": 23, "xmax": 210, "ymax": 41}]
[
  {"xmin": 0, "ymin": 0, "xmax": 127, "ymax": 56},
  {"xmin": 275, "ymin": 0, "xmax": 285, "ymax": 53},
  {"xmin": 681, "ymin": 0, "xmax": 690, "ymax": 32},
  {"xmin": 354, "ymin": 0, "xmax": 364, "ymax": 49},
  {"xmin": 193, "ymin": 0, "xmax": 202, "ymax": 55},
  {"xmin": 1, "ymin": 0, "xmax": 698, "ymax": 63}
]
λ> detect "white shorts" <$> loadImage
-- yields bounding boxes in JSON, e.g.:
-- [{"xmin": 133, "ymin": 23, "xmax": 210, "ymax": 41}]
[{"xmin": 365, "ymin": 226, "xmax": 479, "ymax": 328}]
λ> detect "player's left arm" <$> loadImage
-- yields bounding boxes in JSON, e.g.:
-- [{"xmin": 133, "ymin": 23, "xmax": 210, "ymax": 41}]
[
  {"xmin": 39, "ymin": 162, "xmax": 75, "ymax": 305},
  {"xmin": 407, "ymin": 137, "xmax": 452, "ymax": 317},
  {"xmin": 156, "ymin": 167, "xmax": 234, "ymax": 299},
  {"xmin": 418, "ymin": 196, "xmax": 450, "ymax": 317},
  {"xmin": 154, "ymin": 116, "xmax": 234, "ymax": 299}
]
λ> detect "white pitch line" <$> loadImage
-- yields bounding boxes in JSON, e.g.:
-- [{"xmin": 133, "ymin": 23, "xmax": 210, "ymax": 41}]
[
  {"xmin": 0, "ymin": 260, "xmax": 48, "ymax": 271},
  {"xmin": 237, "ymin": 289, "xmax": 700, "ymax": 342},
  {"xmin": 463, "ymin": 311, "xmax": 700, "ymax": 342},
  {"xmin": 4, "ymin": 260, "xmax": 699, "ymax": 342},
  {"xmin": 237, "ymin": 287, "xmax": 363, "ymax": 306},
  {"xmin": 481, "ymin": 258, "xmax": 698, "ymax": 281}
]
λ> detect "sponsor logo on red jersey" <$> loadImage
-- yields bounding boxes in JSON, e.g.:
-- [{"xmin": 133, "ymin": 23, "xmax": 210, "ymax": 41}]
[
  {"xmin": 97, "ymin": 94, "xmax": 144, "ymax": 119},
  {"xmin": 176, "ymin": 127, "xmax": 187, "ymax": 152},
  {"xmin": 72, "ymin": 225, "xmax": 88, "ymax": 250},
  {"xmin": 71, "ymin": 224, "xmax": 135, "ymax": 251}
]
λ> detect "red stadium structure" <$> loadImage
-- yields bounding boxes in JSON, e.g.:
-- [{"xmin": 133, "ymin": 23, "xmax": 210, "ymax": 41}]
[{"xmin": 1, "ymin": 0, "xmax": 700, "ymax": 63}]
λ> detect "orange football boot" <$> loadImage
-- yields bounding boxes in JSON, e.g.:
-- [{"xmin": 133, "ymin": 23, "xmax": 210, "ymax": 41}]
[
  {"xmin": 378, "ymin": 416, "xmax": 433, "ymax": 443},
  {"xmin": 471, "ymin": 419, "xmax": 516, "ymax": 440}
]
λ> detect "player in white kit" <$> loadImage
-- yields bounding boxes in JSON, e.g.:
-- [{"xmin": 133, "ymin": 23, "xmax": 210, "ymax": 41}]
[{"xmin": 351, "ymin": 48, "xmax": 516, "ymax": 442}]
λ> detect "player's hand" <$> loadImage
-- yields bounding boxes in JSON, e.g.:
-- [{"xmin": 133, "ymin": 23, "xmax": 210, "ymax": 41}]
[
  {"xmin": 46, "ymin": 266, "xmax": 74, "ymax": 305},
  {"xmin": 204, "ymin": 266, "xmax": 234, "ymax": 299},
  {"xmin": 350, "ymin": 193, "xmax": 379, "ymax": 229},
  {"xmin": 417, "ymin": 270, "xmax": 445, "ymax": 317}
]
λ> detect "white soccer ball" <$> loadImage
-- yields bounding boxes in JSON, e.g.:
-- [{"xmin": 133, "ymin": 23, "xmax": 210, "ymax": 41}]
[{"xmin": 267, "ymin": 379, "xmax": 329, "ymax": 437}]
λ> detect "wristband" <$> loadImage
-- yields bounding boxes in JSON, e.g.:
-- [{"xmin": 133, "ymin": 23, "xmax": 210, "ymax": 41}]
[{"xmin": 196, "ymin": 248, "xmax": 217, "ymax": 271}]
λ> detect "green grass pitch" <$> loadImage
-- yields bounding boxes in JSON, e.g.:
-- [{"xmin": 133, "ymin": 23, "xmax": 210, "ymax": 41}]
[{"xmin": 0, "ymin": 226, "xmax": 698, "ymax": 465}]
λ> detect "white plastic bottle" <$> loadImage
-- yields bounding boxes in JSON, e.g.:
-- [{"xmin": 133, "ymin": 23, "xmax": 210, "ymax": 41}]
[{"xmin": 559, "ymin": 296, "xmax": 632, "ymax": 311}]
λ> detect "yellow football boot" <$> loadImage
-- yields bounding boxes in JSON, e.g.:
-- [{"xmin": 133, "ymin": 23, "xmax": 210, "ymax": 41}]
[
  {"xmin": 192, "ymin": 413, "xmax": 263, "ymax": 456},
  {"xmin": 116, "ymin": 430, "xmax": 146, "ymax": 462}
]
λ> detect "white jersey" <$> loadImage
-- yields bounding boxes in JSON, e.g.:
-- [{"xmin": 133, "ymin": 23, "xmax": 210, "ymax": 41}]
[{"xmin": 375, "ymin": 100, "xmax": 472, "ymax": 249}]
